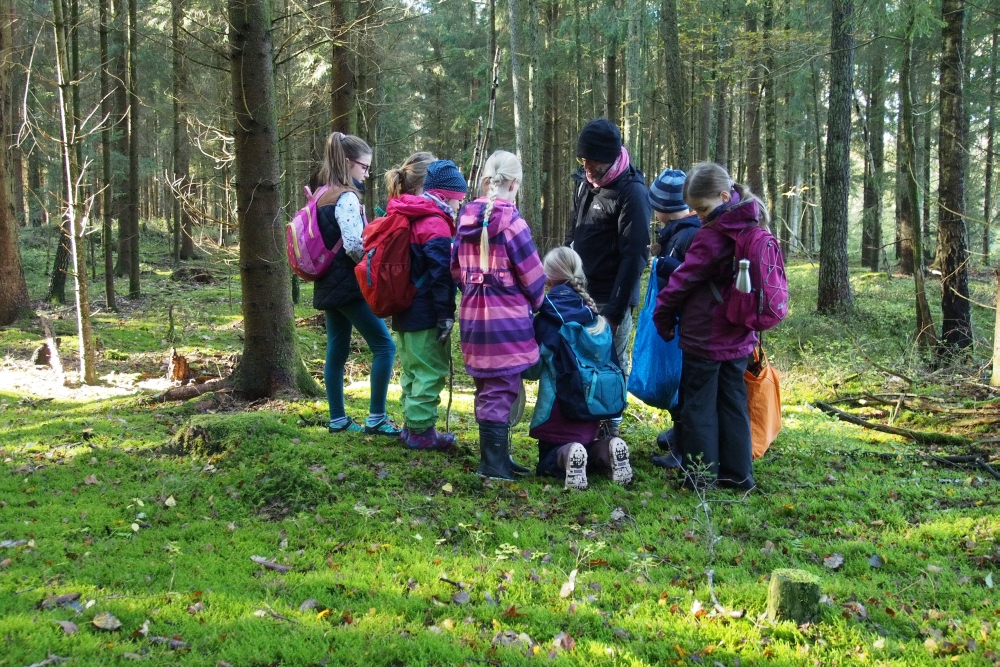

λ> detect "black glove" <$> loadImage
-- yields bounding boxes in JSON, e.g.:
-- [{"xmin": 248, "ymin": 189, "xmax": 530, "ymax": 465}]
[{"xmin": 436, "ymin": 319, "xmax": 454, "ymax": 345}]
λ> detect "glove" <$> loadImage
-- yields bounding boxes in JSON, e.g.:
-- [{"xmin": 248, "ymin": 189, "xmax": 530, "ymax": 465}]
[
  {"xmin": 436, "ymin": 319, "xmax": 454, "ymax": 345},
  {"xmin": 653, "ymin": 308, "xmax": 677, "ymax": 343},
  {"xmin": 657, "ymin": 325, "xmax": 676, "ymax": 343}
]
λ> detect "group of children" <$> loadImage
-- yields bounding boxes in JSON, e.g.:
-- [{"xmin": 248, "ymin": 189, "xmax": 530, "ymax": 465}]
[{"xmin": 314, "ymin": 130, "xmax": 766, "ymax": 492}]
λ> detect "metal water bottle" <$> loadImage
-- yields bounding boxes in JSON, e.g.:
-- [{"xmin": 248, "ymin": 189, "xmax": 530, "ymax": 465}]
[{"xmin": 735, "ymin": 259, "xmax": 752, "ymax": 293}]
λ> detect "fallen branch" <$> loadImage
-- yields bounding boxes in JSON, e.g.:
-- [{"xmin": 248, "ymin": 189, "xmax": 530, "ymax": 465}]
[
  {"xmin": 813, "ymin": 401, "xmax": 971, "ymax": 447},
  {"xmin": 153, "ymin": 377, "xmax": 231, "ymax": 403},
  {"xmin": 847, "ymin": 334, "xmax": 915, "ymax": 388}
]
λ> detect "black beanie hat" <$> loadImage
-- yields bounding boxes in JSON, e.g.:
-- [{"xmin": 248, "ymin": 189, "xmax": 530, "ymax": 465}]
[{"xmin": 576, "ymin": 118, "xmax": 622, "ymax": 164}]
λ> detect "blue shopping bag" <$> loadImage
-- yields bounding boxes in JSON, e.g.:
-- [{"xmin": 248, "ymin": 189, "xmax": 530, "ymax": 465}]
[{"xmin": 627, "ymin": 260, "xmax": 682, "ymax": 410}]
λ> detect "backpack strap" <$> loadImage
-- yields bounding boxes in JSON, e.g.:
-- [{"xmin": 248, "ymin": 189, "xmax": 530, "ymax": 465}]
[
  {"xmin": 709, "ymin": 281, "xmax": 724, "ymax": 304},
  {"xmin": 544, "ymin": 295, "xmax": 566, "ymax": 325}
]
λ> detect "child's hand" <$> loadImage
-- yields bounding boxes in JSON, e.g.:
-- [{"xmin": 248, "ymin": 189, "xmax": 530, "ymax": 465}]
[
  {"xmin": 657, "ymin": 326, "xmax": 675, "ymax": 343},
  {"xmin": 436, "ymin": 319, "xmax": 454, "ymax": 345}
]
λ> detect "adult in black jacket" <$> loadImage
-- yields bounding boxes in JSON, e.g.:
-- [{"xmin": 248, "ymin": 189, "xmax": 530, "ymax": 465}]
[
  {"xmin": 566, "ymin": 119, "xmax": 651, "ymax": 436},
  {"xmin": 313, "ymin": 132, "xmax": 401, "ymax": 438}
]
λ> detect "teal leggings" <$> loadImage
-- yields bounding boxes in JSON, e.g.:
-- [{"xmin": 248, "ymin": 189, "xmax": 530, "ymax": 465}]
[{"xmin": 324, "ymin": 300, "xmax": 396, "ymax": 420}]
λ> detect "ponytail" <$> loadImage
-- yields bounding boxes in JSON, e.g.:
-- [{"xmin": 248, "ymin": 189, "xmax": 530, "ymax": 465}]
[
  {"xmin": 684, "ymin": 162, "xmax": 771, "ymax": 229},
  {"xmin": 318, "ymin": 132, "xmax": 372, "ymax": 188},
  {"xmin": 385, "ymin": 151, "xmax": 435, "ymax": 200}
]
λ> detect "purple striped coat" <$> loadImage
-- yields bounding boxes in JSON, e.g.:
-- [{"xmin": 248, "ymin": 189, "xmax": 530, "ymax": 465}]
[{"xmin": 451, "ymin": 198, "xmax": 546, "ymax": 378}]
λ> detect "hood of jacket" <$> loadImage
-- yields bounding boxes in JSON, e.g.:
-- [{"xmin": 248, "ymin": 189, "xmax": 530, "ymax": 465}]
[
  {"xmin": 657, "ymin": 214, "xmax": 701, "ymax": 247},
  {"xmin": 538, "ymin": 284, "xmax": 597, "ymax": 328},
  {"xmin": 456, "ymin": 198, "xmax": 520, "ymax": 242},
  {"xmin": 704, "ymin": 193, "xmax": 762, "ymax": 238},
  {"xmin": 386, "ymin": 193, "xmax": 453, "ymax": 227}
]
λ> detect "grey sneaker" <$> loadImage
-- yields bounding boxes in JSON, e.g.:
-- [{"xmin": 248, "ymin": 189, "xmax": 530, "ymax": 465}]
[
  {"xmin": 564, "ymin": 443, "xmax": 589, "ymax": 490},
  {"xmin": 608, "ymin": 437, "xmax": 633, "ymax": 485}
]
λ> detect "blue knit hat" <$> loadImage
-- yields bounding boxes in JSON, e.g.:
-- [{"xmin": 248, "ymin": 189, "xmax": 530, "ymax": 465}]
[
  {"xmin": 424, "ymin": 160, "xmax": 468, "ymax": 199},
  {"xmin": 649, "ymin": 168, "xmax": 688, "ymax": 213}
]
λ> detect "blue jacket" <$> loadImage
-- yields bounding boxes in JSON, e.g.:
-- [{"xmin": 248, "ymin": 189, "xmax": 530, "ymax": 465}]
[
  {"xmin": 654, "ymin": 213, "xmax": 700, "ymax": 292},
  {"xmin": 525, "ymin": 284, "xmax": 602, "ymax": 445},
  {"xmin": 388, "ymin": 194, "xmax": 457, "ymax": 332}
]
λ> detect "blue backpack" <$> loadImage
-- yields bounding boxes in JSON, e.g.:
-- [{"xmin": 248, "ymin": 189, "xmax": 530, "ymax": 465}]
[{"xmin": 547, "ymin": 296, "xmax": 627, "ymax": 421}]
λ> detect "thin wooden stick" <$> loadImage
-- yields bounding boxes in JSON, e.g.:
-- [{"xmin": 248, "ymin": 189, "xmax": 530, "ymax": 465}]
[{"xmin": 813, "ymin": 401, "xmax": 971, "ymax": 446}]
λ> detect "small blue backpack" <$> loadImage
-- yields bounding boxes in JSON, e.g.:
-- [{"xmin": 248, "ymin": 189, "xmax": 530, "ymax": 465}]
[{"xmin": 547, "ymin": 296, "xmax": 627, "ymax": 422}]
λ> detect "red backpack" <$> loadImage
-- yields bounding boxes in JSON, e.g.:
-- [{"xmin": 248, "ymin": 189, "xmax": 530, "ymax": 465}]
[
  {"xmin": 712, "ymin": 225, "xmax": 789, "ymax": 332},
  {"xmin": 353, "ymin": 212, "xmax": 426, "ymax": 317}
]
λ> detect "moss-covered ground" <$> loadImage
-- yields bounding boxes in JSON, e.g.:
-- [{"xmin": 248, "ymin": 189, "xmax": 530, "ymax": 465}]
[{"xmin": 1, "ymin": 225, "xmax": 998, "ymax": 666}]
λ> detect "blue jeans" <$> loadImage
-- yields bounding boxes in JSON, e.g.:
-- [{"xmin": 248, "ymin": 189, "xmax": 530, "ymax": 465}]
[{"xmin": 324, "ymin": 301, "xmax": 396, "ymax": 421}]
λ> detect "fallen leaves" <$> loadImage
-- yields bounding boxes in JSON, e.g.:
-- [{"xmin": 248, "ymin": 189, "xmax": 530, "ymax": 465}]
[
  {"xmin": 40, "ymin": 593, "xmax": 80, "ymax": 610},
  {"xmin": 83, "ymin": 475, "xmax": 98, "ymax": 486},
  {"xmin": 869, "ymin": 554, "xmax": 885, "ymax": 568},
  {"xmin": 164, "ymin": 495, "xmax": 177, "ymax": 508},
  {"xmin": 559, "ymin": 569, "xmax": 578, "ymax": 599},
  {"xmin": 823, "ymin": 553, "xmax": 845, "ymax": 570},
  {"xmin": 55, "ymin": 621, "xmax": 77, "ymax": 635},
  {"xmin": 92, "ymin": 611, "xmax": 122, "ymax": 631}
]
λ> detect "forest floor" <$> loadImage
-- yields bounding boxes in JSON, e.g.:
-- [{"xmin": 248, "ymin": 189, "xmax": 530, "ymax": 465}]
[{"xmin": 1, "ymin": 224, "xmax": 999, "ymax": 667}]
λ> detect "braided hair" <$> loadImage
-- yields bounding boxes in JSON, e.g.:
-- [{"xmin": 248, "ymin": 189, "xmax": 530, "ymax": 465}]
[
  {"xmin": 477, "ymin": 151, "xmax": 523, "ymax": 272},
  {"xmin": 542, "ymin": 247, "xmax": 598, "ymax": 314}
]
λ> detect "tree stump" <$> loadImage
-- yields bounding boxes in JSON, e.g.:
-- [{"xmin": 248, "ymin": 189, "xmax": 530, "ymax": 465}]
[{"xmin": 766, "ymin": 569, "xmax": 821, "ymax": 623}]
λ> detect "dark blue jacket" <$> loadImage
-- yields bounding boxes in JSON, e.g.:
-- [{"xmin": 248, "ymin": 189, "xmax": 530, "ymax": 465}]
[
  {"xmin": 654, "ymin": 213, "xmax": 701, "ymax": 292},
  {"xmin": 388, "ymin": 194, "xmax": 457, "ymax": 332}
]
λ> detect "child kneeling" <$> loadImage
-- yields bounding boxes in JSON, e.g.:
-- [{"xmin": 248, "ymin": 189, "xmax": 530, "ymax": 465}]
[{"xmin": 525, "ymin": 247, "xmax": 633, "ymax": 490}]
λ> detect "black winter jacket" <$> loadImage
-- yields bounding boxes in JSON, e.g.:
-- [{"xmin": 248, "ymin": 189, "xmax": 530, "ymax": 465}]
[
  {"xmin": 312, "ymin": 201, "xmax": 364, "ymax": 311},
  {"xmin": 565, "ymin": 165, "xmax": 651, "ymax": 324},
  {"xmin": 653, "ymin": 213, "xmax": 701, "ymax": 292}
]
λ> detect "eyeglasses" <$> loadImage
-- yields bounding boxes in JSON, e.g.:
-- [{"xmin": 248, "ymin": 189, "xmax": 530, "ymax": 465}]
[{"xmin": 352, "ymin": 160, "xmax": 371, "ymax": 174}]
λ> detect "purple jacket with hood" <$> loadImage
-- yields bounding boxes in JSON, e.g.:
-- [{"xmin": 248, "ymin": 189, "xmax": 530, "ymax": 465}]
[
  {"xmin": 451, "ymin": 198, "xmax": 546, "ymax": 378},
  {"xmin": 653, "ymin": 193, "xmax": 759, "ymax": 361}
]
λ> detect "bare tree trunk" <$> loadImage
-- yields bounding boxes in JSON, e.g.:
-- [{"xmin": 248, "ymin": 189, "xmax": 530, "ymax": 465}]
[
  {"xmin": 992, "ymin": 267, "xmax": 1000, "ymax": 386},
  {"xmin": 661, "ymin": 0, "xmax": 688, "ymax": 167},
  {"xmin": 984, "ymin": 27, "xmax": 998, "ymax": 264},
  {"xmin": 861, "ymin": 32, "xmax": 885, "ymax": 273},
  {"xmin": 126, "ymin": 0, "xmax": 139, "ymax": 297},
  {"xmin": 605, "ymin": 46, "xmax": 618, "ymax": 126},
  {"xmin": 763, "ymin": 0, "xmax": 777, "ymax": 214},
  {"xmin": 0, "ymin": 0, "xmax": 30, "ymax": 324},
  {"xmin": 900, "ymin": 6, "xmax": 936, "ymax": 348},
  {"xmin": 330, "ymin": 0, "xmax": 353, "ymax": 132},
  {"xmin": 623, "ymin": 0, "xmax": 641, "ymax": 155},
  {"xmin": 816, "ymin": 0, "xmax": 854, "ymax": 315},
  {"xmin": 937, "ymin": 0, "xmax": 972, "ymax": 350},
  {"xmin": 508, "ymin": 0, "xmax": 541, "ymax": 231},
  {"xmin": 173, "ymin": 0, "xmax": 195, "ymax": 261},
  {"xmin": 52, "ymin": 0, "xmax": 96, "ymax": 383},
  {"xmin": 744, "ymin": 12, "xmax": 763, "ymax": 195},
  {"xmin": 229, "ymin": 0, "xmax": 319, "ymax": 398},
  {"xmin": 112, "ymin": 0, "xmax": 129, "ymax": 278},
  {"xmin": 698, "ymin": 70, "xmax": 711, "ymax": 162},
  {"xmin": 99, "ymin": 0, "xmax": 115, "ymax": 310}
]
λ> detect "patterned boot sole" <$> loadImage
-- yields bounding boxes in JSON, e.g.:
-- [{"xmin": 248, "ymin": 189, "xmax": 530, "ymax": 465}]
[
  {"xmin": 564, "ymin": 443, "xmax": 589, "ymax": 490},
  {"xmin": 608, "ymin": 437, "xmax": 633, "ymax": 485}
]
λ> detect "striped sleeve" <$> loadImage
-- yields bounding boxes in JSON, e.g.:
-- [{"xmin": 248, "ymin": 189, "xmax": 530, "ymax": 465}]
[{"xmin": 506, "ymin": 221, "xmax": 546, "ymax": 311}]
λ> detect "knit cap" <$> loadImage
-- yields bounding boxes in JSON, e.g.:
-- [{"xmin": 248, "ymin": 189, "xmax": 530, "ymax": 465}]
[
  {"xmin": 576, "ymin": 119, "xmax": 622, "ymax": 164},
  {"xmin": 424, "ymin": 160, "xmax": 468, "ymax": 201},
  {"xmin": 649, "ymin": 168, "xmax": 688, "ymax": 213}
]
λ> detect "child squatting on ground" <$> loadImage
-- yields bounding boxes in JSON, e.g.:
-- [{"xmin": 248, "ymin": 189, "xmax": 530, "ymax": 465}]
[
  {"xmin": 451, "ymin": 150, "xmax": 546, "ymax": 482},
  {"xmin": 653, "ymin": 162, "xmax": 767, "ymax": 490},
  {"xmin": 523, "ymin": 247, "xmax": 633, "ymax": 490},
  {"xmin": 383, "ymin": 153, "xmax": 467, "ymax": 451}
]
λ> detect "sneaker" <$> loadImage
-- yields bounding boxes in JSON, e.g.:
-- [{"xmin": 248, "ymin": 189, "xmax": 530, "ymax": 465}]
[
  {"xmin": 402, "ymin": 426, "xmax": 454, "ymax": 451},
  {"xmin": 564, "ymin": 443, "xmax": 588, "ymax": 490},
  {"xmin": 329, "ymin": 419, "xmax": 363, "ymax": 434},
  {"xmin": 608, "ymin": 437, "xmax": 633, "ymax": 485},
  {"xmin": 364, "ymin": 417, "xmax": 403, "ymax": 437}
]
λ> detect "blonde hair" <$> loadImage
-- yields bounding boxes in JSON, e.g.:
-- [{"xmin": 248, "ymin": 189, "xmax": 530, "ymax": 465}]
[
  {"xmin": 385, "ymin": 151, "xmax": 435, "ymax": 199},
  {"xmin": 683, "ymin": 162, "xmax": 771, "ymax": 228},
  {"xmin": 318, "ymin": 132, "xmax": 372, "ymax": 188},
  {"xmin": 477, "ymin": 150, "xmax": 523, "ymax": 270},
  {"xmin": 543, "ymin": 247, "xmax": 598, "ymax": 314}
]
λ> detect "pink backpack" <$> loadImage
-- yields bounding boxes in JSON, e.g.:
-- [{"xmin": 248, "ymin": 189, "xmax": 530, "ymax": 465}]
[
  {"xmin": 712, "ymin": 225, "xmax": 789, "ymax": 332},
  {"xmin": 286, "ymin": 184, "xmax": 348, "ymax": 281}
]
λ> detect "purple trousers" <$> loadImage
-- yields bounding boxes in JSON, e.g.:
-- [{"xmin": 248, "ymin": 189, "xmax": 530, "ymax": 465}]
[{"xmin": 473, "ymin": 374, "xmax": 521, "ymax": 423}]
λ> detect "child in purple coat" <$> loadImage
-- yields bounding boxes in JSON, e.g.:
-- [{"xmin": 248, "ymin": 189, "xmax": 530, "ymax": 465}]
[{"xmin": 653, "ymin": 162, "xmax": 767, "ymax": 490}]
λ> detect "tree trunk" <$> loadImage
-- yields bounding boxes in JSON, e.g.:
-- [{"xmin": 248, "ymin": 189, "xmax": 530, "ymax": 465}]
[
  {"xmin": 330, "ymin": 0, "xmax": 353, "ymax": 132},
  {"xmin": 763, "ymin": 0, "xmax": 777, "ymax": 213},
  {"xmin": 605, "ymin": 46, "xmax": 618, "ymax": 126},
  {"xmin": 900, "ymin": 6, "xmax": 936, "ymax": 348},
  {"xmin": 0, "ymin": 0, "xmax": 30, "ymax": 324},
  {"xmin": 744, "ymin": 12, "xmax": 763, "ymax": 195},
  {"xmin": 52, "ymin": 0, "xmax": 96, "ymax": 383},
  {"xmin": 984, "ymin": 27, "xmax": 998, "ymax": 264},
  {"xmin": 623, "ymin": 0, "xmax": 641, "ymax": 156},
  {"xmin": 127, "ymin": 0, "xmax": 140, "ymax": 297},
  {"xmin": 99, "ymin": 0, "xmax": 115, "ymax": 310},
  {"xmin": 698, "ymin": 69, "xmax": 712, "ymax": 162},
  {"xmin": 112, "ymin": 0, "xmax": 129, "ymax": 279},
  {"xmin": 861, "ymin": 33, "xmax": 885, "ymax": 273},
  {"xmin": 229, "ymin": 0, "xmax": 319, "ymax": 398},
  {"xmin": 661, "ymin": 0, "xmax": 688, "ymax": 167},
  {"xmin": 937, "ymin": 0, "xmax": 972, "ymax": 350},
  {"xmin": 173, "ymin": 0, "xmax": 195, "ymax": 261},
  {"xmin": 508, "ymin": 0, "xmax": 541, "ymax": 232},
  {"xmin": 816, "ymin": 0, "xmax": 854, "ymax": 315}
]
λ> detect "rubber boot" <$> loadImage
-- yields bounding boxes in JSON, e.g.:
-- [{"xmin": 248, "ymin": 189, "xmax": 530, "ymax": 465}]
[
  {"xmin": 555, "ymin": 443, "xmax": 588, "ymax": 490},
  {"xmin": 477, "ymin": 421, "xmax": 515, "ymax": 481},
  {"xmin": 589, "ymin": 437, "xmax": 633, "ymax": 485}
]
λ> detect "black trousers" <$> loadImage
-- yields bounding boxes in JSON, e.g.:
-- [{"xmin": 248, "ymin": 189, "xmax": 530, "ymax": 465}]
[{"xmin": 677, "ymin": 352, "xmax": 754, "ymax": 488}]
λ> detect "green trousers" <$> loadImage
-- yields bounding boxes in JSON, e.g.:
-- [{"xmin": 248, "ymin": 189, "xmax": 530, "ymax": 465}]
[{"xmin": 396, "ymin": 328, "xmax": 450, "ymax": 431}]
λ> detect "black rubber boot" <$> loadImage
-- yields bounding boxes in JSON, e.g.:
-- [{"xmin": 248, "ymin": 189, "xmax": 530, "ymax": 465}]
[
  {"xmin": 477, "ymin": 421, "xmax": 515, "ymax": 481},
  {"xmin": 508, "ymin": 456, "xmax": 531, "ymax": 476}
]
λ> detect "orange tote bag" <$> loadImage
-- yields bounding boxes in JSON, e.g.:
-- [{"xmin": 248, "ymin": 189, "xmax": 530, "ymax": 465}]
[{"xmin": 745, "ymin": 345, "xmax": 781, "ymax": 459}]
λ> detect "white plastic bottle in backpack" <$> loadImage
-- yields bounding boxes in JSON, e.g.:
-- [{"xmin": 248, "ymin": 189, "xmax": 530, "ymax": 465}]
[{"xmin": 735, "ymin": 259, "xmax": 752, "ymax": 293}]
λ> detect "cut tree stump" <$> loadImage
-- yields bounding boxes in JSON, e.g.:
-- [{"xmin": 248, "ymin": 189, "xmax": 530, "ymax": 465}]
[{"xmin": 767, "ymin": 568, "xmax": 821, "ymax": 624}]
